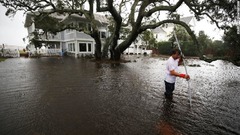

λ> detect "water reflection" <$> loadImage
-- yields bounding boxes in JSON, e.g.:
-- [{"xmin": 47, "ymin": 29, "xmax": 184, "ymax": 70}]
[{"xmin": 0, "ymin": 57, "xmax": 239, "ymax": 135}]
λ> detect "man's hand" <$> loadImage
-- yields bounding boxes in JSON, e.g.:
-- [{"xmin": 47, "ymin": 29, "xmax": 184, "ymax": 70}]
[
  {"xmin": 185, "ymin": 74, "xmax": 190, "ymax": 80},
  {"xmin": 179, "ymin": 74, "xmax": 190, "ymax": 80}
]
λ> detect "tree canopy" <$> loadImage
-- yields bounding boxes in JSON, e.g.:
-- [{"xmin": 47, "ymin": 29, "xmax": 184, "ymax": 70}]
[
  {"xmin": 141, "ymin": 30, "xmax": 157, "ymax": 49},
  {"xmin": 168, "ymin": 25, "xmax": 191, "ymax": 42},
  {"xmin": 0, "ymin": 0, "xmax": 238, "ymax": 60},
  {"xmin": 197, "ymin": 31, "xmax": 212, "ymax": 54},
  {"xmin": 223, "ymin": 26, "xmax": 240, "ymax": 64}
]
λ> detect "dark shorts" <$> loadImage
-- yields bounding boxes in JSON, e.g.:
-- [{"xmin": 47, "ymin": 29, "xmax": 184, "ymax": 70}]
[{"xmin": 164, "ymin": 80, "xmax": 175, "ymax": 96}]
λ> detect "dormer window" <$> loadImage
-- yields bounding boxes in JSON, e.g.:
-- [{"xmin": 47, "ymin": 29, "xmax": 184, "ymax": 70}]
[
  {"xmin": 101, "ymin": 31, "xmax": 106, "ymax": 38},
  {"xmin": 66, "ymin": 29, "xmax": 74, "ymax": 34},
  {"xmin": 86, "ymin": 23, "xmax": 92, "ymax": 31},
  {"xmin": 99, "ymin": 31, "xmax": 106, "ymax": 39}
]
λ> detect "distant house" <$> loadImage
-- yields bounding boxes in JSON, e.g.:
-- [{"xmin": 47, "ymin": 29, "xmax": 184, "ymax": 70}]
[
  {"xmin": 24, "ymin": 11, "xmax": 108, "ymax": 57},
  {"xmin": 122, "ymin": 27, "xmax": 152, "ymax": 55},
  {"xmin": 123, "ymin": 16, "xmax": 195, "ymax": 55},
  {"xmin": 0, "ymin": 44, "xmax": 22, "ymax": 58},
  {"xmin": 152, "ymin": 16, "xmax": 196, "ymax": 42},
  {"xmin": 122, "ymin": 37, "xmax": 152, "ymax": 55}
]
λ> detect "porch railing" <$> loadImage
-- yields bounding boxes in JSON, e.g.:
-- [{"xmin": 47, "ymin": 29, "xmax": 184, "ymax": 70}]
[
  {"xmin": 29, "ymin": 48, "xmax": 62, "ymax": 57},
  {"xmin": 0, "ymin": 48, "xmax": 20, "ymax": 58}
]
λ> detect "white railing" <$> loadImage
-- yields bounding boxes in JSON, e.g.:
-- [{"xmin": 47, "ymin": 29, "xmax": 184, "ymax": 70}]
[
  {"xmin": 0, "ymin": 48, "xmax": 20, "ymax": 58},
  {"xmin": 29, "ymin": 48, "xmax": 62, "ymax": 57},
  {"xmin": 43, "ymin": 49, "xmax": 62, "ymax": 56}
]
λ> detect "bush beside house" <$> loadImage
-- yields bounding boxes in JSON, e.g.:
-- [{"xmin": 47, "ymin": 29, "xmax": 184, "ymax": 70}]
[{"xmin": 157, "ymin": 41, "xmax": 198, "ymax": 56}]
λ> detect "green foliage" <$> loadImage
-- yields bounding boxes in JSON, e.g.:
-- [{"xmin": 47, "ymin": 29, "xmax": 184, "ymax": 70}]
[
  {"xmin": 0, "ymin": 57, "xmax": 7, "ymax": 62},
  {"xmin": 56, "ymin": 0, "xmax": 65, "ymax": 10},
  {"xmin": 197, "ymin": 31, "xmax": 212, "ymax": 54},
  {"xmin": 196, "ymin": 31, "xmax": 228, "ymax": 58},
  {"xmin": 202, "ymin": 0, "xmax": 237, "ymax": 29},
  {"xmin": 210, "ymin": 40, "xmax": 225, "ymax": 57},
  {"xmin": 159, "ymin": 25, "xmax": 197, "ymax": 56},
  {"xmin": 157, "ymin": 41, "xmax": 197, "ymax": 56},
  {"xmin": 168, "ymin": 25, "xmax": 191, "ymax": 42},
  {"xmin": 141, "ymin": 30, "xmax": 157, "ymax": 48},
  {"xmin": 34, "ymin": 14, "xmax": 66, "ymax": 35},
  {"xmin": 157, "ymin": 42, "xmax": 173, "ymax": 55},
  {"xmin": 180, "ymin": 41, "xmax": 197, "ymax": 56},
  {"xmin": 30, "ymin": 38, "xmax": 42, "ymax": 49},
  {"xmin": 0, "ymin": 0, "xmax": 237, "ymax": 60},
  {"xmin": 120, "ymin": 28, "xmax": 131, "ymax": 40},
  {"xmin": 223, "ymin": 26, "xmax": 240, "ymax": 62},
  {"xmin": 29, "ymin": 30, "xmax": 43, "ymax": 49},
  {"xmin": 5, "ymin": 8, "xmax": 15, "ymax": 16}
]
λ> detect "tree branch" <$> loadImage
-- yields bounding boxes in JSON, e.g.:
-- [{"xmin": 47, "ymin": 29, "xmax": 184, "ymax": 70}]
[
  {"xmin": 140, "ymin": 19, "xmax": 201, "ymax": 55},
  {"xmin": 184, "ymin": 0, "xmax": 224, "ymax": 30},
  {"xmin": 143, "ymin": 0, "xmax": 184, "ymax": 17}
]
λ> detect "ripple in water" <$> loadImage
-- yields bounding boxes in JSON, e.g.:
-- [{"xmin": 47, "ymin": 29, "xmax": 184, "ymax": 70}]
[{"xmin": 0, "ymin": 57, "xmax": 239, "ymax": 135}]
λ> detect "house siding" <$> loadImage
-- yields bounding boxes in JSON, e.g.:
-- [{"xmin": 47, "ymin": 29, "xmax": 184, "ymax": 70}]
[
  {"xmin": 76, "ymin": 32, "xmax": 93, "ymax": 40},
  {"xmin": 25, "ymin": 12, "xmax": 109, "ymax": 57}
]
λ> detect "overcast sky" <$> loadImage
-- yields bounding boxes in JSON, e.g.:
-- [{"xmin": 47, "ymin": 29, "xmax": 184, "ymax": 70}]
[
  {"xmin": 0, "ymin": 4, "xmax": 224, "ymax": 48},
  {"xmin": 0, "ymin": 5, "xmax": 28, "ymax": 47},
  {"xmin": 176, "ymin": 4, "xmax": 224, "ymax": 41}
]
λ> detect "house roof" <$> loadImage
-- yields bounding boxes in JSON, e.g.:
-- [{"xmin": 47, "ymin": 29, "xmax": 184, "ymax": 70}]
[
  {"xmin": 94, "ymin": 14, "xmax": 109, "ymax": 25},
  {"xmin": 180, "ymin": 16, "xmax": 194, "ymax": 25},
  {"xmin": 61, "ymin": 13, "xmax": 108, "ymax": 25},
  {"xmin": 24, "ymin": 10, "xmax": 108, "ymax": 27},
  {"xmin": 24, "ymin": 11, "xmax": 67, "ymax": 27},
  {"xmin": 152, "ymin": 27, "xmax": 167, "ymax": 34},
  {"xmin": 151, "ymin": 16, "xmax": 195, "ymax": 34}
]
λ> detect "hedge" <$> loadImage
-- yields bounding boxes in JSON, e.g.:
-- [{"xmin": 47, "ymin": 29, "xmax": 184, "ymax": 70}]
[{"xmin": 157, "ymin": 41, "xmax": 198, "ymax": 56}]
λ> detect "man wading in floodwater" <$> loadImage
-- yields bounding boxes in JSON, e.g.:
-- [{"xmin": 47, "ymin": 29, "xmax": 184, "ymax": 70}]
[{"xmin": 164, "ymin": 49, "xmax": 190, "ymax": 99}]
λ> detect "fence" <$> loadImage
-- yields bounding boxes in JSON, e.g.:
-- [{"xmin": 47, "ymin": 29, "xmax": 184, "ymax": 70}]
[
  {"xmin": 0, "ymin": 48, "xmax": 20, "ymax": 58},
  {"xmin": 29, "ymin": 48, "xmax": 62, "ymax": 57}
]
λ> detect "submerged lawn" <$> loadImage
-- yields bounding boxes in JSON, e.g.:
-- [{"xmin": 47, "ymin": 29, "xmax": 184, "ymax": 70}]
[{"xmin": 0, "ymin": 57, "xmax": 6, "ymax": 62}]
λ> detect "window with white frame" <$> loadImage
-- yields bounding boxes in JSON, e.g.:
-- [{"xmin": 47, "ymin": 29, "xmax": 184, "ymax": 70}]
[
  {"xmin": 88, "ymin": 43, "xmax": 91, "ymax": 52},
  {"xmin": 66, "ymin": 29, "xmax": 74, "ymax": 34},
  {"xmin": 99, "ymin": 31, "xmax": 106, "ymax": 39},
  {"xmin": 79, "ymin": 43, "xmax": 86, "ymax": 52},
  {"xmin": 86, "ymin": 23, "xmax": 92, "ymax": 31},
  {"xmin": 101, "ymin": 31, "xmax": 106, "ymax": 38},
  {"xmin": 79, "ymin": 42, "xmax": 92, "ymax": 52},
  {"xmin": 68, "ymin": 43, "xmax": 75, "ymax": 52}
]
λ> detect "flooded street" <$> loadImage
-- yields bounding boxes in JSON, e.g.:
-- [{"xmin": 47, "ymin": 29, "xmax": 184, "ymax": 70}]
[{"xmin": 0, "ymin": 56, "xmax": 240, "ymax": 135}]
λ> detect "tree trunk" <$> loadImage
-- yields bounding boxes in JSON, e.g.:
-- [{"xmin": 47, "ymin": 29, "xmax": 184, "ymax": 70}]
[
  {"xmin": 102, "ymin": 38, "xmax": 111, "ymax": 59},
  {"xmin": 102, "ymin": 46, "xmax": 109, "ymax": 59},
  {"xmin": 95, "ymin": 43, "xmax": 102, "ymax": 60},
  {"xmin": 92, "ymin": 31, "xmax": 102, "ymax": 60},
  {"xmin": 110, "ymin": 48, "xmax": 121, "ymax": 61}
]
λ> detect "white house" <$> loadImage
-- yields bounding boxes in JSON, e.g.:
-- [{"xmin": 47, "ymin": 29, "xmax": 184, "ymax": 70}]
[
  {"xmin": 122, "ymin": 26, "xmax": 152, "ymax": 55},
  {"xmin": 24, "ymin": 11, "xmax": 108, "ymax": 57},
  {"xmin": 123, "ymin": 16, "xmax": 196, "ymax": 55},
  {"xmin": 152, "ymin": 16, "xmax": 196, "ymax": 42},
  {"xmin": 0, "ymin": 44, "xmax": 22, "ymax": 58},
  {"xmin": 122, "ymin": 37, "xmax": 152, "ymax": 55}
]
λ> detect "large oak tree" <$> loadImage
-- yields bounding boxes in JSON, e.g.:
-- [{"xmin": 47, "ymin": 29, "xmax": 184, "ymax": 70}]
[{"xmin": 0, "ymin": 0, "xmax": 238, "ymax": 60}]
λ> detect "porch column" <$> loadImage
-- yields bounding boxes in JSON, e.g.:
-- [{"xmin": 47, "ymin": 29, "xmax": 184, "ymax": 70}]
[
  {"xmin": 75, "ymin": 30, "xmax": 78, "ymax": 58},
  {"xmin": 60, "ymin": 42, "xmax": 62, "ymax": 56},
  {"xmin": 75, "ymin": 40, "xmax": 78, "ymax": 58},
  {"xmin": 136, "ymin": 45, "xmax": 139, "ymax": 56}
]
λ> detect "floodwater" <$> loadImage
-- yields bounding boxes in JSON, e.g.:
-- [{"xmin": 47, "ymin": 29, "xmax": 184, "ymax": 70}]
[{"xmin": 0, "ymin": 56, "xmax": 239, "ymax": 135}]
